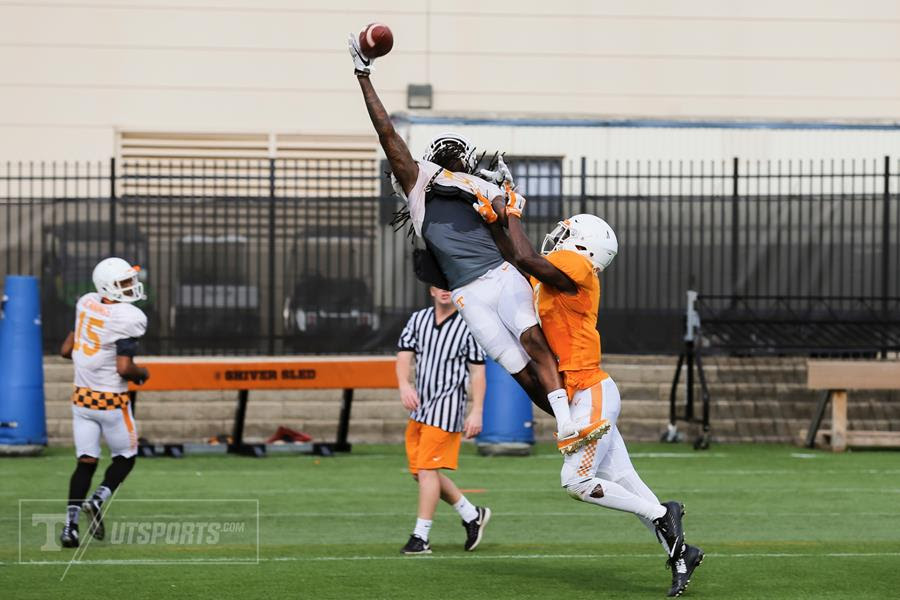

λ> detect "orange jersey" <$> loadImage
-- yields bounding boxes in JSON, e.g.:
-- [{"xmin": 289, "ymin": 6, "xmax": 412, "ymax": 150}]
[{"xmin": 530, "ymin": 250, "xmax": 607, "ymax": 395}]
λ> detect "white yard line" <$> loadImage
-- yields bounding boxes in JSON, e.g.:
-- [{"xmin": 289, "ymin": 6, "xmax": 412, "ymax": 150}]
[
  {"xmin": 7, "ymin": 551, "xmax": 900, "ymax": 566},
  {"xmin": 4, "ymin": 510, "xmax": 898, "ymax": 522},
  {"xmin": 6, "ymin": 486, "xmax": 900, "ymax": 499}
]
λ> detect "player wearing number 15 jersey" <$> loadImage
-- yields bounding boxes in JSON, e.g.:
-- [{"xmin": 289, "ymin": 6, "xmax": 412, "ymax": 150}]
[{"xmin": 58, "ymin": 257, "xmax": 150, "ymax": 548}]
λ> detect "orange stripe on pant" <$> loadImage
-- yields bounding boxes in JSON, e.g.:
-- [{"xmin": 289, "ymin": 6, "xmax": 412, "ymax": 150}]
[
  {"xmin": 121, "ymin": 406, "xmax": 137, "ymax": 450},
  {"xmin": 575, "ymin": 382, "xmax": 605, "ymax": 477},
  {"xmin": 589, "ymin": 380, "xmax": 604, "ymax": 423}
]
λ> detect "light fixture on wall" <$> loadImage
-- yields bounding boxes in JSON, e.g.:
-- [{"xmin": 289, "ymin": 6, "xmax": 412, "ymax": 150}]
[{"xmin": 407, "ymin": 84, "xmax": 433, "ymax": 109}]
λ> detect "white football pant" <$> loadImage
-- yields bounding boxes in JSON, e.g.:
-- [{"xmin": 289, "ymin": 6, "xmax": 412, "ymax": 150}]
[
  {"xmin": 561, "ymin": 376, "xmax": 666, "ymax": 526},
  {"xmin": 72, "ymin": 404, "xmax": 139, "ymax": 459},
  {"xmin": 450, "ymin": 261, "xmax": 537, "ymax": 375}
]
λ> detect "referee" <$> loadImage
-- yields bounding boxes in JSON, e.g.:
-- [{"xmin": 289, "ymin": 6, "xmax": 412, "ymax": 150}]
[{"xmin": 396, "ymin": 286, "xmax": 490, "ymax": 555}]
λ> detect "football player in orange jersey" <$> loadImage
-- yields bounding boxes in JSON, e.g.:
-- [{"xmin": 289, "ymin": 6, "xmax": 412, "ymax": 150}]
[{"xmin": 473, "ymin": 177, "xmax": 704, "ymax": 598}]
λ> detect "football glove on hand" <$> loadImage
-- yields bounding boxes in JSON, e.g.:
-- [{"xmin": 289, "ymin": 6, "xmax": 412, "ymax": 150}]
[
  {"xmin": 478, "ymin": 155, "xmax": 515, "ymax": 189},
  {"xmin": 348, "ymin": 33, "xmax": 373, "ymax": 76},
  {"xmin": 505, "ymin": 182, "xmax": 525, "ymax": 218},
  {"xmin": 472, "ymin": 188, "xmax": 498, "ymax": 224}
]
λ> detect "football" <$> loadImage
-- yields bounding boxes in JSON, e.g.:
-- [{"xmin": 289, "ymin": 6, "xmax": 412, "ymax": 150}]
[{"xmin": 359, "ymin": 22, "xmax": 393, "ymax": 59}]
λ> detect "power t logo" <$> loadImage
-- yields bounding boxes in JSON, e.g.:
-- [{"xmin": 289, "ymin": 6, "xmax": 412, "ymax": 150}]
[{"xmin": 19, "ymin": 499, "xmax": 259, "ymax": 568}]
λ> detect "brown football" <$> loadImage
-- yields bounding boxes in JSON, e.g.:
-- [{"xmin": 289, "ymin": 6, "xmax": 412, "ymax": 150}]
[{"xmin": 359, "ymin": 22, "xmax": 393, "ymax": 59}]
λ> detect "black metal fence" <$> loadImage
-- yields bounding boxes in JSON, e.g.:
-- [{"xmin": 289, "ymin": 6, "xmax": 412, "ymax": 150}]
[{"xmin": 1, "ymin": 156, "xmax": 897, "ymax": 355}]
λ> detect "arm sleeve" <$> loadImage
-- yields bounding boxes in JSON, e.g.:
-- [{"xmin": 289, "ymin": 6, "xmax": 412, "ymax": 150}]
[
  {"xmin": 397, "ymin": 313, "xmax": 418, "ymax": 352},
  {"xmin": 407, "ymin": 161, "xmax": 442, "ymax": 237},
  {"xmin": 115, "ymin": 337, "xmax": 140, "ymax": 357},
  {"xmin": 465, "ymin": 333, "xmax": 485, "ymax": 364}
]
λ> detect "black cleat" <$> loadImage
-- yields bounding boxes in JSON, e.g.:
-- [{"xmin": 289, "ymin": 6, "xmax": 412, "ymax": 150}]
[
  {"xmin": 667, "ymin": 544, "xmax": 704, "ymax": 597},
  {"xmin": 462, "ymin": 506, "xmax": 491, "ymax": 551},
  {"xmin": 82, "ymin": 498, "xmax": 105, "ymax": 541},
  {"xmin": 653, "ymin": 501, "xmax": 685, "ymax": 559},
  {"xmin": 60, "ymin": 522, "xmax": 79, "ymax": 548},
  {"xmin": 401, "ymin": 534, "xmax": 432, "ymax": 555}
]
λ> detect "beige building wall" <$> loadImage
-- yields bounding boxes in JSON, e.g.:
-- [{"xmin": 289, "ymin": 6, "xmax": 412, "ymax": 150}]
[{"xmin": 1, "ymin": 0, "xmax": 899, "ymax": 161}]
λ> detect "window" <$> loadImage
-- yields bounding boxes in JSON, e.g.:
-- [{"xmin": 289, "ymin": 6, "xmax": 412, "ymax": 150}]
[{"xmin": 506, "ymin": 157, "xmax": 563, "ymax": 219}]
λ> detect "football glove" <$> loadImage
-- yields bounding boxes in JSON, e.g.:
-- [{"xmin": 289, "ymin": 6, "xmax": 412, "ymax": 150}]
[
  {"xmin": 478, "ymin": 155, "xmax": 515, "ymax": 189},
  {"xmin": 347, "ymin": 33, "xmax": 373, "ymax": 76},
  {"xmin": 505, "ymin": 182, "xmax": 525, "ymax": 218},
  {"xmin": 472, "ymin": 188, "xmax": 498, "ymax": 224}
]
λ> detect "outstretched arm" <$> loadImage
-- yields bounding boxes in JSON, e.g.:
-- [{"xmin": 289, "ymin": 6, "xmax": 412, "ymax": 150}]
[
  {"xmin": 356, "ymin": 76, "xmax": 418, "ymax": 195},
  {"xmin": 485, "ymin": 197, "xmax": 577, "ymax": 295}
]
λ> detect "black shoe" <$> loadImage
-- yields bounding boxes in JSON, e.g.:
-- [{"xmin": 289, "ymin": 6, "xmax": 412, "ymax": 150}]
[
  {"xmin": 653, "ymin": 501, "xmax": 685, "ymax": 559},
  {"xmin": 401, "ymin": 534, "xmax": 432, "ymax": 555},
  {"xmin": 462, "ymin": 506, "xmax": 491, "ymax": 551},
  {"xmin": 60, "ymin": 522, "xmax": 79, "ymax": 548},
  {"xmin": 82, "ymin": 498, "xmax": 105, "ymax": 541},
  {"xmin": 667, "ymin": 544, "xmax": 704, "ymax": 597}
]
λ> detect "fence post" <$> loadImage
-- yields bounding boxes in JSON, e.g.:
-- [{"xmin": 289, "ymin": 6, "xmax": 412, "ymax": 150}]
[
  {"xmin": 882, "ymin": 155, "xmax": 891, "ymax": 357},
  {"xmin": 267, "ymin": 158, "xmax": 276, "ymax": 355},
  {"xmin": 579, "ymin": 156, "xmax": 587, "ymax": 214},
  {"xmin": 109, "ymin": 157, "xmax": 117, "ymax": 257},
  {"xmin": 731, "ymin": 157, "xmax": 739, "ymax": 299},
  {"xmin": 882, "ymin": 156, "xmax": 891, "ymax": 303}
]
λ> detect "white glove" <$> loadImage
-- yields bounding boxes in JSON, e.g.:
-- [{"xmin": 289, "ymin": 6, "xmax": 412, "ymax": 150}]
[
  {"xmin": 347, "ymin": 33, "xmax": 373, "ymax": 76},
  {"xmin": 478, "ymin": 155, "xmax": 515, "ymax": 189}
]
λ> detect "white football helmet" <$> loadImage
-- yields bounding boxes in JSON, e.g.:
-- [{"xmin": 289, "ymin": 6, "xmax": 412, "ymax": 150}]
[
  {"xmin": 540, "ymin": 214, "xmax": 618, "ymax": 272},
  {"xmin": 423, "ymin": 132, "xmax": 477, "ymax": 173},
  {"xmin": 92, "ymin": 257, "xmax": 145, "ymax": 303}
]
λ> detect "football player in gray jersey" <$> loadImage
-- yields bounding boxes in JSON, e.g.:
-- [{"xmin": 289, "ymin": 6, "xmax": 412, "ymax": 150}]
[{"xmin": 349, "ymin": 35, "xmax": 608, "ymax": 453}]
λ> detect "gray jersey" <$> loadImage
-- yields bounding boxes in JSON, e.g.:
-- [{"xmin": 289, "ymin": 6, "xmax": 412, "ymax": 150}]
[
  {"xmin": 422, "ymin": 185, "xmax": 504, "ymax": 289},
  {"xmin": 405, "ymin": 160, "xmax": 519, "ymax": 290}
]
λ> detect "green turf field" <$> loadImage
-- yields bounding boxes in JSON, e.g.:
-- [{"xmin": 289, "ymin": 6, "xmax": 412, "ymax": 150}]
[{"xmin": 2, "ymin": 443, "xmax": 899, "ymax": 599}]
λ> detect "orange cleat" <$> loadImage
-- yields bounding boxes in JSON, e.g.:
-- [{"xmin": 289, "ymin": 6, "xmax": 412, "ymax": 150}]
[{"xmin": 556, "ymin": 419, "xmax": 611, "ymax": 455}]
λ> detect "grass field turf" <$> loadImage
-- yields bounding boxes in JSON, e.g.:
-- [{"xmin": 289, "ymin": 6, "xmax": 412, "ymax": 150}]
[{"xmin": 2, "ymin": 442, "xmax": 899, "ymax": 599}]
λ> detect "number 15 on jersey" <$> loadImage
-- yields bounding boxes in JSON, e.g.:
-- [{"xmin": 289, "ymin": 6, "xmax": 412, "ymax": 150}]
[{"xmin": 73, "ymin": 310, "xmax": 105, "ymax": 357}]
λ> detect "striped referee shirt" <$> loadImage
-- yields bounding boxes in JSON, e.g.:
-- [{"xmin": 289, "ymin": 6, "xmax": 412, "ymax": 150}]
[{"xmin": 398, "ymin": 307, "xmax": 485, "ymax": 432}]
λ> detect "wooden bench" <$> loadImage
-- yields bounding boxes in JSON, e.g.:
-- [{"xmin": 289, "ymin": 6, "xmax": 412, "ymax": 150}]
[
  {"xmin": 127, "ymin": 356, "xmax": 397, "ymax": 456},
  {"xmin": 804, "ymin": 360, "xmax": 900, "ymax": 452}
]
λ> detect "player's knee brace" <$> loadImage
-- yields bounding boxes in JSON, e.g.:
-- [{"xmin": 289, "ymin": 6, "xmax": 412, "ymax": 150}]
[
  {"xmin": 101, "ymin": 455, "xmax": 136, "ymax": 491},
  {"xmin": 563, "ymin": 477, "xmax": 605, "ymax": 502},
  {"xmin": 496, "ymin": 346, "xmax": 528, "ymax": 376}
]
